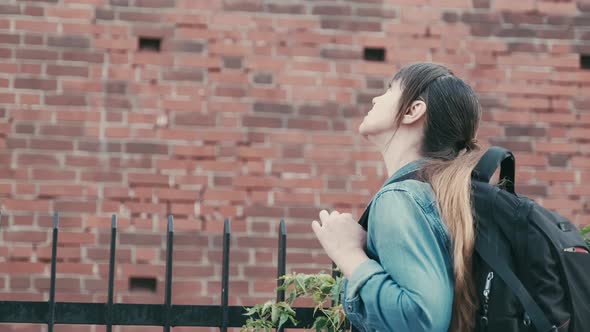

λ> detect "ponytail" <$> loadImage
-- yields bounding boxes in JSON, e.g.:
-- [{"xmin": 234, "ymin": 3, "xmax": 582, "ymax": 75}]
[{"xmin": 423, "ymin": 148, "xmax": 485, "ymax": 332}]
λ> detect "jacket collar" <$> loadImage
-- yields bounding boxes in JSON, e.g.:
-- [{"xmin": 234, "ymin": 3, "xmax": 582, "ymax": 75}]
[{"xmin": 382, "ymin": 158, "xmax": 429, "ymax": 187}]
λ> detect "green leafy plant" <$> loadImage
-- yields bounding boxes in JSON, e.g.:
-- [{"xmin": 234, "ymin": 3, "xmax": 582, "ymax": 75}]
[
  {"xmin": 581, "ymin": 225, "xmax": 590, "ymax": 247},
  {"xmin": 241, "ymin": 271, "xmax": 349, "ymax": 332},
  {"xmin": 242, "ymin": 300, "xmax": 297, "ymax": 332}
]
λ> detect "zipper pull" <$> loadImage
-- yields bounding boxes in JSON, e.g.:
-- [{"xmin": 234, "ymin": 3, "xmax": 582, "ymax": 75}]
[
  {"xmin": 564, "ymin": 246, "xmax": 590, "ymax": 253},
  {"xmin": 483, "ymin": 272, "xmax": 494, "ymax": 297},
  {"xmin": 481, "ymin": 272, "xmax": 494, "ymax": 326}
]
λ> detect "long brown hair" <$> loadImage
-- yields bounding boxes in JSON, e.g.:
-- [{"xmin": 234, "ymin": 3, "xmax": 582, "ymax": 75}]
[{"xmin": 390, "ymin": 63, "xmax": 483, "ymax": 332}]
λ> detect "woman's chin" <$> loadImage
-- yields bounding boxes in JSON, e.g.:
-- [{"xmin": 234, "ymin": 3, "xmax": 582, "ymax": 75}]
[
  {"xmin": 358, "ymin": 123, "xmax": 371, "ymax": 138},
  {"xmin": 358, "ymin": 122, "xmax": 366, "ymax": 135}
]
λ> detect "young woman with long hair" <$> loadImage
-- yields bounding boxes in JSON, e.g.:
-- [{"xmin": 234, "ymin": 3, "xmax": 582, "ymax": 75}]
[{"xmin": 312, "ymin": 62, "xmax": 484, "ymax": 332}]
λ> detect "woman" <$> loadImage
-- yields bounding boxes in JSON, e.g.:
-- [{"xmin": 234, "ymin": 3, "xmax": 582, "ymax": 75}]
[{"xmin": 312, "ymin": 62, "xmax": 484, "ymax": 332}]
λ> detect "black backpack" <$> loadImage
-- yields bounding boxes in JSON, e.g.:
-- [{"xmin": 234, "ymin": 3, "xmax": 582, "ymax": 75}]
[{"xmin": 357, "ymin": 146, "xmax": 590, "ymax": 332}]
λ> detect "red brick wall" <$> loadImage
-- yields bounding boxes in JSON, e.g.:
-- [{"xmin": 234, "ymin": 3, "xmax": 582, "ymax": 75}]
[{"xmin": 0, "ymin": 0, "xmax": 589, "ymax": 330}]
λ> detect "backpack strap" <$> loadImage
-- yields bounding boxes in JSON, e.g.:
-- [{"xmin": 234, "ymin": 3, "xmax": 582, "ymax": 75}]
[
  {"xmin": 473, "ymin": 146, "xmax": 516, "ymax": 194},
  {"xmin": 475, "ymin": 241, "xmax": 557, "ymax": 332}
]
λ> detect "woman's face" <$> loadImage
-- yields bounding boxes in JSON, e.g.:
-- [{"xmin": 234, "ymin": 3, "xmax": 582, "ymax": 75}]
[{"xmin": 358, "ymin": 80, "xmax": 402, "ymax": 138}]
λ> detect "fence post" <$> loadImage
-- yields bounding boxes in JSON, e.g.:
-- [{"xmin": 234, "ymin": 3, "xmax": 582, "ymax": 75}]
[
  {"xmin": 276, "ymin": 219, "xmax": 287, "ymax": 332},
  {"xmin": 163, "ymin": 215, "xmax": 174, "ymax": 332},
  {"xmin": 106, "ymin": 215, "xmax": 117, "ymax": 332},
  {"xmin": 48, "ymin": 213, "xmax": 59, "ymax": 332},
  {"xmin": 221, "ymin": 218, "xmax": 230, "ymax": 332}
]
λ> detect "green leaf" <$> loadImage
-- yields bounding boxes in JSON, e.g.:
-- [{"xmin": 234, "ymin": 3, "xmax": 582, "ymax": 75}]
[
  {"xmin": 261, "ymin": 301, "xmax": 273, "ymax": 316},
  {"xmin": 271, "ymin": 304, "xmax": 278, "ymax": 323},
  {"xmin": 278, "ymin": 313, "xmax": 289, "ymax": 330}
]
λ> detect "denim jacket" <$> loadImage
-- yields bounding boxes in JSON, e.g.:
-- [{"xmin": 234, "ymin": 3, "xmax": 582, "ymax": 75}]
[{"xmin": 341, "ymin": 159, "xmax": 454, "ymax": 332}]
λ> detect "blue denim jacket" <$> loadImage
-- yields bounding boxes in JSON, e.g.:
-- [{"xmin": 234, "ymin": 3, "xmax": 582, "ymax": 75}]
[{"xmin": 341, "ymin": 159, "xmax": 454, "ymax": 332}]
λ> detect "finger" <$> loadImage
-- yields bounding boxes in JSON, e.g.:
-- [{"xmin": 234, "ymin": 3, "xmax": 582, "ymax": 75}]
[
  {"xmin": 330, "ymin": 210, "xmax": 339, "ymax": 218},
  {"xmin": 311, "ymin": 220, "xmax": 322, "ymax": 234},
  {"xmin": 319, "ymin": 209, "xmax": 330, "ymax": 222},
  {"xmin": 341, "ymin": 213, "xmax": 353, "ymax": 220}
]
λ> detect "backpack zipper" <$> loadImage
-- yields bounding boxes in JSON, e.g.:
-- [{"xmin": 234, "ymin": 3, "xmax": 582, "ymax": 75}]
[
  {"xmin": 481, "ymin": 272, "xmax": 494, "ymax": 326},
  {"xmin": 563, "ymin": 246, "xmax": 589, "ymax": 253}
]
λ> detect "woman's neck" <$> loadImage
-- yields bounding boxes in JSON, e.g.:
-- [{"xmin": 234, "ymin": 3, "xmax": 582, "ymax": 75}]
[{"xmin": 381, "ymin": 146, "xmax": 422, "ymax": 178}]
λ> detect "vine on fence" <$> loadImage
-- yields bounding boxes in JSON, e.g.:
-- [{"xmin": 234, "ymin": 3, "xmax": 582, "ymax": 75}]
[{"xmin": 241, "ymin": 271, "xmax": 349, "ymax": 332}]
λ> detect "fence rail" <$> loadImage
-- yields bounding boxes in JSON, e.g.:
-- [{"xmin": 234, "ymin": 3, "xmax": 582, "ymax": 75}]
[{"xmin": 0, "ymin": 212, "xmax": 343, "ymax": 331}]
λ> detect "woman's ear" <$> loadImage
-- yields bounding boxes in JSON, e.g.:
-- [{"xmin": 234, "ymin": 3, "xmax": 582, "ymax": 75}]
[{"xmin": 401, "ymin": 100, "xmax": 427, "ymax": 125}]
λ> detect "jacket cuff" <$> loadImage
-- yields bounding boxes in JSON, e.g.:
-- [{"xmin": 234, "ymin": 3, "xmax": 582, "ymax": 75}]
[{"xmin": 344, "ymin": 259, "xmax": 383, "ymax": 300}]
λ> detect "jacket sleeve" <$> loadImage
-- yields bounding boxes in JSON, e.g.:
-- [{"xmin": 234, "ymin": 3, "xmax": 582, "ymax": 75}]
[{"xmin": 342, "ymin": 187, "xmax": 454, "ymax": 332}]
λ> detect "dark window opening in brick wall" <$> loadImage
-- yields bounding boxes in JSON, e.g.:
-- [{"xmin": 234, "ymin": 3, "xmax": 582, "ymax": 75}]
[
  {"xmin": 139, "ymin": 37, "xmax": 161, "ymax": 52},
  {"xmin": 129, "ymin": 277, "xmax": 157, "ymax": 292},
  {"xmin": 364, "ymin": 47, "xmax": 386, "ymax": 62}
]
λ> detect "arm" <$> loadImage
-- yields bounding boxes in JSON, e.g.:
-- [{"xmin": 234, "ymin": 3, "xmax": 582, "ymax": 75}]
[{"xmin": 342, "ymin": 188, "xmax": 454, "ymax": 332}]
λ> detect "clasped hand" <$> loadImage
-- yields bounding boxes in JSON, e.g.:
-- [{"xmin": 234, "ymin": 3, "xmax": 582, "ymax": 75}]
[{"xmin": 311, "ymin": 210, "xmax": 369, "ymax": 277}]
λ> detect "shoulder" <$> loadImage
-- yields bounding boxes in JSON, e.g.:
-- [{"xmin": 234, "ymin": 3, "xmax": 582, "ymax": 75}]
[
  {"xmin": 375, "ymin": 179, "xmax": 437, "ymax": 214},
  {"xmin": 370, "ymin": 179, "xmax": 451, "ymax": 250}
]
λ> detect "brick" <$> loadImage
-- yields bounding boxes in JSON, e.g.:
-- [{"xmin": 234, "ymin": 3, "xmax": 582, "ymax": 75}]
[
  {"xmin": 0, "ymin": 4, "xmax": 20, "ymax": 15},
  {"xmin": 356, "ymin": 6, "xmax": 396, "ymax": 18},
  {"xmin": 320, "ymin": 18, "xmax": 381, "ymax": 32},
  {"xmin": 55, "ymin": 201, "xmax": 97, "ymax": 213},
  {"xmin": 0, "ymin": 33, "xmax": 20, "ymax": 44},
  {"xmin": 0, "ymin": 262, "xmax": 45, "ymax": 275},
  {"xmin": 174, "ymin": 113, "xmax": 216, "ymax": 126},
  {"xmin": 3, "ymin": 231, "xmax": 47, "ymax": 243},
  {"xmin": 15, "ymin": 20, "xmax": 58, "ymax": 33},
  {"xmin": 536, "ymin": 171, "xmax": 575, "ymax": 183},
  {"xmin": 81, "ymin": 171, "xmax": 122, "ymax": 182},
  {"xmin": 47, "ymin": 35, "xmax": 90, "ymax": 48},
  {"xmin": 119, "ymin": 11, "xmax": 161, "ymax": 22},
  {"xmin": 252, "ymin": 102, "xmax": 293, "ymax": 114},
  {"xmin": 18, "ymin": 153, "xmax": 59, "ymax": 166},
  {"xmin": 23, "ymin": 6, "xmax": 45, "ymax": 17},
  {"xmin": 320, "ymin": 47, "xmax": 361, "ymax": 60},
  {"xmin": 62, "ymin": 51, "xmax": 104, "ymax": 63},
  {"xmin": 126, "ymin": 142, "xmax": 169, "ymax": 155},
  {"xmin": 46, "ymin": 65, "xmax": 88, "ymax": 77},
  {"xmin": 223, "ymin": 0, "xmax": 263, "ymax": 12},
  {"xmin": 252, "ymin": 72, "xmax": 272, "ymax": 84},
  {"xmin": 128, "ymin": 173, "xmax": 169, "ymax": 186},
  {"xmin": 78, "ymin": 141, "xmax": 121, "ymax": 153},
  {"xmin": 40, "ymin": 124, "xmax": 86, "ymax": 137},
  {"xmin": 32, "ymin": 169, "xmax": 73, "ymax": 182},
  {"xmin": 14, "ymin": 78, "xmax": 57, "ymax": 91},
  {"xmin": 242, "ymin": 115, "xmax": 282, "ymax": 128},
  {"xmin": 31, "ymin": 139, "xmax": 74, "ymax": 151},
  {"xmin": 39, "ymin": 185, "xmax": 87, "ymax": 198},
  {"xmin": 173, "ymin": 145, "xmax": 216, "ymax": 158},
  {"xmin": 162, "ymin": 69, "xmax": 203, "ymax": 81},
  {"xmin": 505, "ymin": 126, "xmax": 546, "ymax": 137},
  {"xmin": 59, "ymin": 232, "xmax": 95, "ymax": 245},
  {"xmin": 287, "ymin": 119, "xmax": 329, "ymax": 131},
  {"xmin": 135, "ymin": 0, "xmax": 175, "ymax": 7},
  {"xmin": 312, "ymin": 5, "xmax": 352, "ymax": 16},
  {"xmin": 3, "ymin": 199, "xmax": 50, "ymax": 212},
  {"xmin": 15, "ymin": 49, "xmax": 58, "ymax": 61},
  {"xmin": 45, "ymin": 94, "xmax": 87, "ymax": 106},
  {"xmin": 95, "ymin": 8, "xmax": 114, "ymax": 20}
]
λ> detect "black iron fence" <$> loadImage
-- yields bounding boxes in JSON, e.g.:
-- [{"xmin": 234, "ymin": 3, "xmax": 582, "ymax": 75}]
[{"xmin": 0, "ymin": 212, "xmax": 343, "ymax": 331}]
